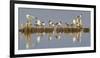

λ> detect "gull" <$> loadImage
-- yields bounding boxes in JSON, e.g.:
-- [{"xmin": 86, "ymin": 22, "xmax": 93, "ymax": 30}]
[
  {"xmin": 72, "ymin": 19, "xmax": 77, "ymax": 28},
  {"xmin": 57, "ymin": 21, "xmax": 62, "ymax": 26},
  {"xmin": 35, "ymin": 20, "xmax": 41, "ymax": 27},
  {"xmin": 49, "ymin": 20, "xmax": 55, "ymax": 27},
  {"xmin": 41, "ymin": 22, "xmax": 45, "ymax": 26}
]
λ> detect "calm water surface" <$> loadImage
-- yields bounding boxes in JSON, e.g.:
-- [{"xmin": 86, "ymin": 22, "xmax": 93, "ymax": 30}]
[{"xmin": 18, "ymin": 32, "xmax": 90, "ymax": 50}]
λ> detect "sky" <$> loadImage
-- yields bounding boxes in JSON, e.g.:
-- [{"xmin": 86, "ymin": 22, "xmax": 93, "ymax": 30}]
[{"xmin": 18, "ymin": 8, "xmax": 91, "ymax": 28}]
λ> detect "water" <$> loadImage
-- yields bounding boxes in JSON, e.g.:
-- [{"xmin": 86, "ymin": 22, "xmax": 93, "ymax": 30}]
[{"xmin": 18, "ymin": 32, "xmax": 90, "ymax": 50}]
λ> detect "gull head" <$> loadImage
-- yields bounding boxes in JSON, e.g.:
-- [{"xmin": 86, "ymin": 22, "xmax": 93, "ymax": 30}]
[{"xmin": 26, "ymin": 14, "xmax": 30, "ymax": 19}]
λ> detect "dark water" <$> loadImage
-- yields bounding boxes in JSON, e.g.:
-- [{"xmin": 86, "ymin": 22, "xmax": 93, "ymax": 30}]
[{"xmin": 18, "ymin": 32, "xmax": 90, "ymax": 50}]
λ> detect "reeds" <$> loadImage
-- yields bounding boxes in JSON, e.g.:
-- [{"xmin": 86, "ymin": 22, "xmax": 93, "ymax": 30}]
[{"xmin": 19, "ymin": 27, "xmax": 90, "ymax": 33}]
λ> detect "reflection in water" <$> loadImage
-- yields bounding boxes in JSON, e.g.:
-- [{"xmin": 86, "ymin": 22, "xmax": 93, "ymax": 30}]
[
  {"xmin": 36, "ymin": 33, "xmax": 45, "ymax": 43},
  {"xmin": 48, "ymin": 32, "xmax": 62, "ymax": 40},
  {"xmin": 48, "ymin": 33, "xmax": 52, "ymax": 40},
  {"xmin": 21, "ymin": 30, "xmax": 84, "ymax": 49},
  {"xmin": 72, "ymin": 32, "xmax": 82, "ymax": 43},
  {"xmin": 21, "ymin": 32, "xmax": 32, "ymax": 49},
  {"xmin": 37, "ymin": 36, "xmax": 41, "ymax": 43},
  {"xmin": 55, "ymin": 33, "xmax": 61, "ymax": 40}
]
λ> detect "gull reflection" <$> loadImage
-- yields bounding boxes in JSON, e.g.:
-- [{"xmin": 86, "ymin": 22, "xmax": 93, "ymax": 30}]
[
  {"xmin": 55, "ymin": 33, "xmax": 61, "ymax": 40},
  {"xmin": 55, "ymin": 35, "xmax": 61, "ymax": 40},
  {"xmin": 36, "ymin": 33, "xmax": 42, "ymax": 43},
  {"xmin": 48, "ymin": 33, "xmax": 52, "ymax": 40},
  {"xmin": 72, "ymin": 31, "xmax": 82, "ymax": 43},
  {"xmin": 21, "ymin": 32, "xmax": 32, "ymax": 49},
  {"xmin": 37, "ymin": 35, "xmax": 41, "ymax": 43}
]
